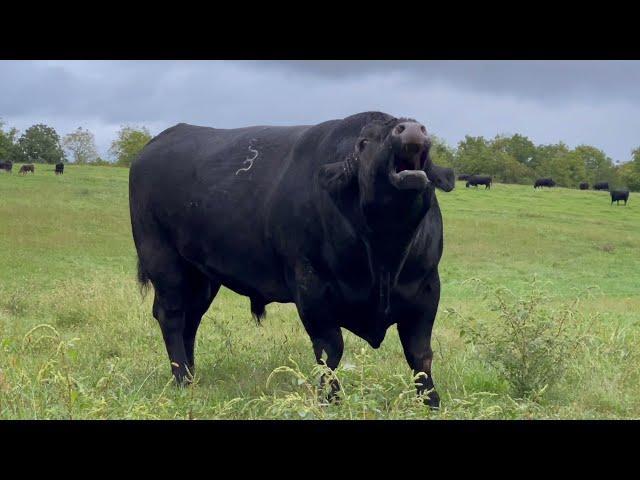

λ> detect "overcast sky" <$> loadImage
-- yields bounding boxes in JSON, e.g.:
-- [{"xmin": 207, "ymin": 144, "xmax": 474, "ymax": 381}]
[{"xmin": 1, "ymin": 60, "xmax": 638, "ymax": 163}]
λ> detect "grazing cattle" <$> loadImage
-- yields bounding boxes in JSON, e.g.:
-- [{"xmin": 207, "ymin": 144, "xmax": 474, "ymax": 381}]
[
  {"xmin": 534, "ymin": 178, "xmax": 556, "ymax": 189},
  {"xmin": 579, "ymin": 182, "xmax": 589, "ymax": 190},
  {"xmin": 129, "ymin": 112, "xmax": 455, "ymax": 408},
  {"xmin": 610, "ymin": 190, "xmax": 629, "ymax": 205},
  {"xmin": 55, "ymin": 163, "xmax": 64, "ymax": 175},
  {"xmin": 594, "ymin": 182, "xmax": 609, "ymax": 191},
  {"xmin": 0, "ymin": 160, "xmax": 12, "ymax": 173},
  {"xmin": 465, "ymin": 175, "xmax": 492, "ymax": 189},
  {"xmin": 19, "ymin": 164, "xmax": 34, "ymax": 175},
  {"xmin": 458, "ymin": 174, "xmax": 470, "ymax": 181}
]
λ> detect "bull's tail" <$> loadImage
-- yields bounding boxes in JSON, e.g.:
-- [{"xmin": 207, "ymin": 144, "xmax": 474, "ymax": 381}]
[
  {"xmin": 250, "ymin": 297, "xmax": 266, "ymax": 324},
  {"xmin": 136, "ymin": 257, "xmax": 152, "ymax": 299}
]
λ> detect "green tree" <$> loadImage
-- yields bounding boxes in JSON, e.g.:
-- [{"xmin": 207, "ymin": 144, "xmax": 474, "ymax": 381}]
[
  {"xmin": 572, "ymin": 145, "xmax": 616, "ymax": 185},
  {"xmin": 62, "ymin": 127, "xmax": 99, "ymax": 164},
  {"xmin": 495, "ymin": 151, "xmax": 536, "ymax": 184},
  {"xmin": 429, "ymin": 135, "xmax": 455, "ymax": 168},
  {"xmin": 616, "ymin": 147, "xmax": 640, "ymax": 191},
  {"xmin": 109, "ymin": 125, "xmax": 152, "ymax": 167},
  {"xmin": 533, "ymin": 143, "xmax": 584, "ymax": 187},
  {"xmin": 492, "ymin": 134, "xmax": 537, "ymax": 167},
  {"xmin": 17, "ymin": 124, "xmax": 65, "ymax": 164},
  {"xmin": 454, "ymin": 135, "xmax": 494, "ymax": 176},
  {"xmin": 0, "ymin": 120, "xmax": 20, "ymax": 161}
]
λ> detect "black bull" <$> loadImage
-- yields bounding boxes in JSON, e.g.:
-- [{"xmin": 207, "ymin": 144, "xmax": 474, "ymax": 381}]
[
  {"xmin": 465, "ymin": 175, "xmax": 492, "ymax": 189},
  {"xmin": 534, "ymin": 178, "xmax": 556, "ymax": 188},
  {"xmin": 610, "ymin": 190, "xmax": 629, "ymax": 205},
  {"xmin": 129, "ymin": 112, "xmax": 455, "ymax": 407}
]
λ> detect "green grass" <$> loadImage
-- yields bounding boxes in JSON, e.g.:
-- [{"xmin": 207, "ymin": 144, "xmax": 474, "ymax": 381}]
[{"xmin": 1, "ymin": 164, "xmax": 639, "ymax": 419}]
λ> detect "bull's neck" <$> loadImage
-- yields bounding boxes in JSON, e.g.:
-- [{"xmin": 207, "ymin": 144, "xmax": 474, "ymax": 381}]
[
  {"xmin": 362, "ymin": 189, "xmax": 428, "ymax": 265},
  {"xmin": 360, "ymin": 187, "xmax": 430, "ymax": 321}
]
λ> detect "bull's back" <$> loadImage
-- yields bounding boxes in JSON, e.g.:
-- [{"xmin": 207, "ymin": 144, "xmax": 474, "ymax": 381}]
[
  {"xmin": 130, "ymin": 123, "xmax": 310, "ymax": 300},
  {"xmin": 132, "ymin": 122, "xmax": 308, "ymax": 220}
]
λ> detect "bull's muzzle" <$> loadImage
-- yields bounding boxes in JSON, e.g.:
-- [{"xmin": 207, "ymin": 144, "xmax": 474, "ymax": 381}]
[{"xmin": 389, "ymin": 121, "xmax": 430, "ymax": 191}]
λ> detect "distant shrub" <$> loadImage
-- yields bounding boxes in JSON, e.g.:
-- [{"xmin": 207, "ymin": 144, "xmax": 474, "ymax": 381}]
[
  {"xmin": 461, "ymin": 279, "xmax": 582, "ymax": 399},
  {"xmin": 89, "ymin": 157, "xmax": 114, "ymax": 166}
]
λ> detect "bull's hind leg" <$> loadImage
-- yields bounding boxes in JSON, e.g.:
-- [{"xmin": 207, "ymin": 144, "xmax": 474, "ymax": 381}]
[
  {"xmin": 152, "ymin": 292, "xmax": 191, "ymax": 385},
  {"xmin": 142, "ymin": 241, "xmax": 212, "ymax": 386},
  {"xmin": 153, "ymin": 270, "xmax": 218, "ymax": 385},
  {"xmin": 183, "ymin": 278, "xmax": 220, "ymax": 375}
]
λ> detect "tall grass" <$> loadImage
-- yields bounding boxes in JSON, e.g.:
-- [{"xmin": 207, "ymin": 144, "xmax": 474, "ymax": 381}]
[{"xmin": 0, "ymin": 165, "xmax": 639, "ymax": 418}]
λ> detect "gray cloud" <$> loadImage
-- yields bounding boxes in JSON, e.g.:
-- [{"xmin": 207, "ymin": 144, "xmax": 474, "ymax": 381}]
[
  {"xmin": 254, "ymin": 61, "xmax": 640, "ymax": 104},
  {"xmin": 1, "ymin": 60, "xmax": 638, "ymax": 162}
]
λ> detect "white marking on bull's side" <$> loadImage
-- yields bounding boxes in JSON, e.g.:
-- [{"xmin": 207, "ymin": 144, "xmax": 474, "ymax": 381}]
[{"xmin": 236, "ymin": 140, "xmax": 259, "ymax": 175}]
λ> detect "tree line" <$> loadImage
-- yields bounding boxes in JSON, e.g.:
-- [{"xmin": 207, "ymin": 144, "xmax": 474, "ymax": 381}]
[
  {"xmin": 0, "ymin": 120, "xmax": 152, "ymax": 168},
  {"xmin": 431, "ymin": 133, "xmax": 640, "ymax": 191},
  {"xmin": 1, "ymin": 119, "xmax": 639, "ymax": 191}
]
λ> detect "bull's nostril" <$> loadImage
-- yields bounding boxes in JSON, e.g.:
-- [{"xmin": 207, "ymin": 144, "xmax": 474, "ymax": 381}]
[
  {"xmin": 395, "ymin": 125, "xmax": 405, "ymax": 135},
  {"xmin": 420, "ymin": 125, "xmax": 426, "ymax": 134}
]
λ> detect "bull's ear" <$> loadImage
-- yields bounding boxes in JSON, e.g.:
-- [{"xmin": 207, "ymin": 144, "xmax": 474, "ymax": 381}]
[
  {"xmin": 426, "ymin": 162, "xmax": 455, "ymax": 192},
  {"xmin": 318, "ymin": 156, "xmax": 358, "ymax": 193}
]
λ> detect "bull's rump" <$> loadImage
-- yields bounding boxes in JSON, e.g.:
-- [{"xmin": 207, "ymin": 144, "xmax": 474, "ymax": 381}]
[{"xmin": 130, "ymin": 123, "xmax": 311, "ymax": 299}]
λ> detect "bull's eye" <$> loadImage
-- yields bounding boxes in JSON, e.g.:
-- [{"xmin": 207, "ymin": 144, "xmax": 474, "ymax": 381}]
[{"xmin": 358, "ymin": 139, "xmax": 369, "ymax": 151}]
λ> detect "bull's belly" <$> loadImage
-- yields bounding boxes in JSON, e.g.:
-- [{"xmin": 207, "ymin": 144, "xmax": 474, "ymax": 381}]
[
  {"xmin": 178, "ymin": 237, "xmax": 292, "ymax": 302},
  {"xmin": 330, "ymin": 275, "xmax": 433, "ymax": 348},
  {"xmin": 333, "ymin": 300, "xmax": 397, "ymax": 349}
]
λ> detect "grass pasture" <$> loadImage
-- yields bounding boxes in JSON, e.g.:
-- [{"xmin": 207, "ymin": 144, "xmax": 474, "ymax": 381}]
[{"xmin": 1, "ymin": 164, "xmax": 639, "ymax": 419}]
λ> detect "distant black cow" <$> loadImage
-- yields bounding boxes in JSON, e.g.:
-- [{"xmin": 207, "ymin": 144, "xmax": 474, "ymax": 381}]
[
  {"xmin": 610, "ymin": 190, "xmax": 629, "ymax": 205},
  {"xmin": 458, "ymin": 174, "xmax": 470, "ymax": 181},
  {"xmin": 0, "ymin": 161, "xmax": 12, "ymax": 173},
  {"xmin": 594, "ymin": 182, "xmax": 609, "ymax": 191},
  {"xmin": 465, "ymin": 175, "xmax": 492, "ymax": 189},
  {"xmin": 534, "ymin": 178, "xmax": 556, "ymax": 189},
  {"xmin": 55, "ymin": 163, "xmax": 64, "ymax": 175},
  {"xmin": 19, "ymin": 164, "xmax": 34, "ymax": 175},
  {"xmin": 579, "ymin": 182, "xmax": 589, "ymax": 190}
]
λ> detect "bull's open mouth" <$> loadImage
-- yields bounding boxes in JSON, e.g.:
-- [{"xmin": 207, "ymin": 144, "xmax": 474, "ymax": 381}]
[
  {"xmin": 389, "ymin": 150, "xmax": 429, "ymax": 191},
  {"xmin": 393, "ymin": 149, "xmax": 427, "ymax": 173}
]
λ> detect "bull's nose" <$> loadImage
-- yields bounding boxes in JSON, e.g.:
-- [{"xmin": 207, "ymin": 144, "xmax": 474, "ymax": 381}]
[{"xmin": 392, "ymin": 122, "xmax": 428, "ymax": 150}]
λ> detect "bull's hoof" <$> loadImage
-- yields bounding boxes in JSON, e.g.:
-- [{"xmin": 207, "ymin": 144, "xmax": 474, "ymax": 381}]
[
  {"xmin": 424, "ymin": 389, "xmax": 440, "ymax": 410},
  {"xmin": 325, "ymin": 391, "xmax": 342, "ymax": 405},
  {"xmin": 175, "ymin": 376, "xmax": 193, "ymax": 388},
  {"xmin": 319, "ymin": 378, "xmax": 341, "ymax": 405},
  {"xmin": 172, "ymin": 364, "xmax": 195, "ymax": 388}
]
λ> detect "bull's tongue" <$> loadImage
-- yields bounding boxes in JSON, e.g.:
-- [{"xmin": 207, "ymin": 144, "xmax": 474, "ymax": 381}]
[{"xmin": 390, "ymin": 170, "xmax": 428, "ymax": 190}]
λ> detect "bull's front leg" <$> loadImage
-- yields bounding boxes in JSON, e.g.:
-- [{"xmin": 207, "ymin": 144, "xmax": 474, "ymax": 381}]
[
  {"xmin": 293, "ymin": 260, "xmax": 344, "ymax": 403},
  {"xmin": 398, "ymin": 316, "xmax": 440, "ymax": 409},
  {"xmin": 311, "ymin": 328, "xmax": 344, "ymax": 402}
]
